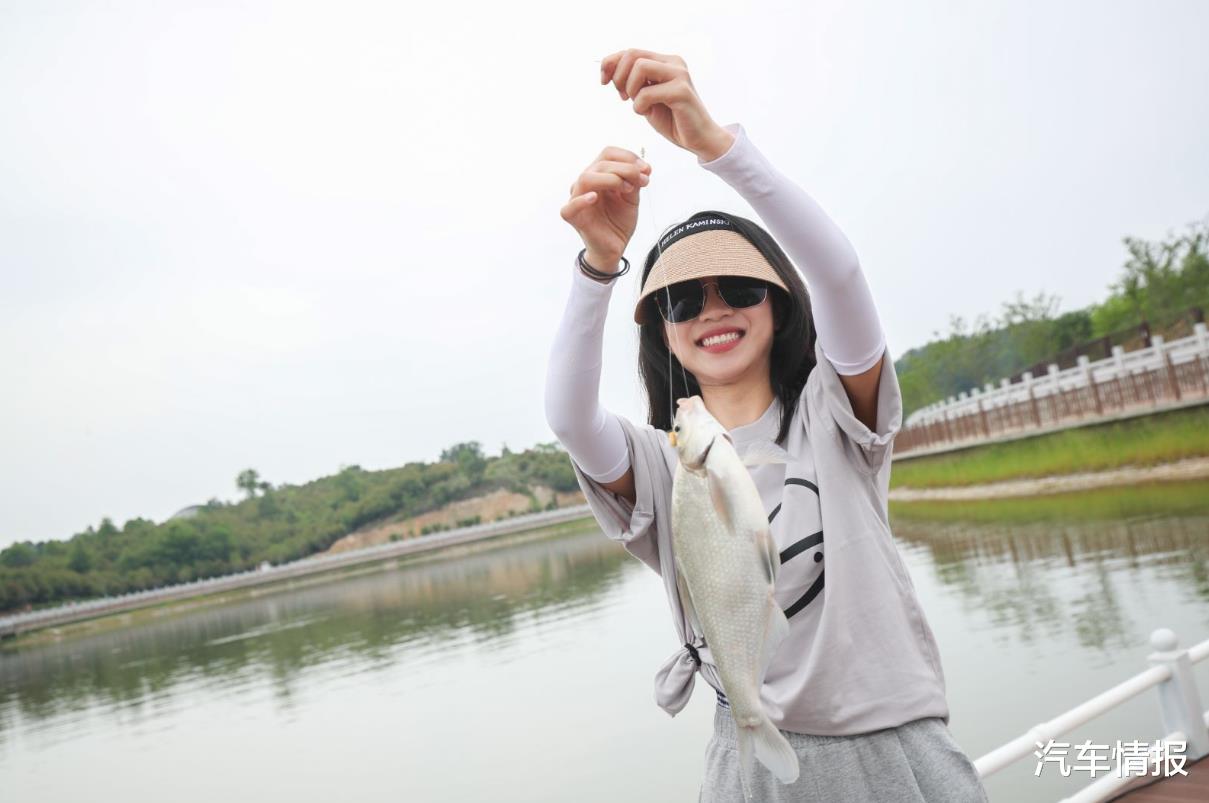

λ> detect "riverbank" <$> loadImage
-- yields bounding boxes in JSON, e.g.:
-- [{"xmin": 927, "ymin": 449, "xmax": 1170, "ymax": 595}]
[
  {"xmin": 0, "ymin": 507, "xmax": 595, "ymax": 644},
  {"xmin": 889, "ymin": 474, "xmax": 1209, "ymax": 523},
  {"xmin": 889, "ymin": 403, "xmax": 1209, "ymax": 490},
  {"xmin": 889, "ymin": 455, "xmax": 1209, "ymax": 502}
]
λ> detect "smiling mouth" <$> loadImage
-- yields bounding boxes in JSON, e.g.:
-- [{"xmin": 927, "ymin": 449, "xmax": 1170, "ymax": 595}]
[{"xmin": 696, "ymin": 330, "xmax": 745, "ymax": 350}]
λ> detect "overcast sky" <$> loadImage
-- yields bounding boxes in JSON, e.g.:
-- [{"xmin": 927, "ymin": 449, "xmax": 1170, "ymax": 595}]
[{"xmin": 2, "ymin": 1, "xmax": 1207, "ymax": 547}]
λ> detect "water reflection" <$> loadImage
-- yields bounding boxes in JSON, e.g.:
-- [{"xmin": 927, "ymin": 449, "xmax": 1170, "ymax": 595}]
[
  {"xmin": 2, "ymin": 480, "xmax": 1209, "ymax": 803},
  {"xmin": 889, "ymin": 479, "xmax": 1209, "ymax": 653},
  {"xmin": 0, "ymin": 525, "xmax": 627, "ymax": 739}
]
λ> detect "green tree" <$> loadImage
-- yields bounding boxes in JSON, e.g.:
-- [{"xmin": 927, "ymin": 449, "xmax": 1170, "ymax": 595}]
[
  {"xmin": 236, "ymin": 469, "xmax": 263, "ymax": 499},
  {"xmin": 67, "ymin": 541, "xmax": 93, "ymax": 573},
  {"xmin": 1, "ymin": 542, "xmax": 35, "ymax": 569},
  {"xmin": 440, "ymin": 441, "xmax": 486, "ymax": 482}
]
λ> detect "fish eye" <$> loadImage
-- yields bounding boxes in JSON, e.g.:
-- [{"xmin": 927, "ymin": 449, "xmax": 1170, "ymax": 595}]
[{"xmin": 673, "ymin": 425, "xmax": 680, "ymax": 432}]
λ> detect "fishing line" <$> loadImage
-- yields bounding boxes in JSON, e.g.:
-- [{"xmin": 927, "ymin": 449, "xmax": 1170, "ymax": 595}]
[
  {"xmin": 643, "ymin": 144, "xmax": 690, "ymax": 436},
  {"xmin": 597, "ymin": 60, "xmax": 689, "ymax": 437}
]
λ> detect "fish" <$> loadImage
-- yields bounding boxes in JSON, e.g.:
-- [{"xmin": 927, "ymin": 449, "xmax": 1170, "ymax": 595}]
[{"xmin": 669, "ymin": 395, "xmax": 800, "ymax": 798}]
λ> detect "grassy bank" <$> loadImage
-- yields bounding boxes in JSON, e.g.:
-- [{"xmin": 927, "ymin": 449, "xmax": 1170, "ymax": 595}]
[
  {"xmin": 889, "ymin": 476, "xmax": 1209, "ymax": 524},
  {"xmin": 890, "ymin": 403, "xmax": 1209, "ymax": 489}
]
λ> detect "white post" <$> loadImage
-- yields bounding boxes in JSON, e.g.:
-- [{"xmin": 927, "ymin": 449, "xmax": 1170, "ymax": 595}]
[
  {"xmin": 1047, "ymin": 362, "xmax": 1061, "ymax": 395},
  {"xmin": 1077, "ymin": 354, "xmax": 1102, "ymax": 416},
  {"xmin": 1147, "ymin": 628, "xmax": 1209, "ymax": 760},
  {"xmin": 1076, "ymin": 354, "xmax": 1091, "ymax": 381},
  {"xmin": 1195, "ymin": 321, "xmax": 1208, "ymax": 353},
  {"xmin": 1112, "ymin": 345, "xmax": 1126, "ymax": 380}
]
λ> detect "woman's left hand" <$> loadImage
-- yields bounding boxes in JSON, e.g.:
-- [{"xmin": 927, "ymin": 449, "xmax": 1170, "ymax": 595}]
[{"xmin": 600, "ymin": 49, "xmax": 735, "ymax": 162}]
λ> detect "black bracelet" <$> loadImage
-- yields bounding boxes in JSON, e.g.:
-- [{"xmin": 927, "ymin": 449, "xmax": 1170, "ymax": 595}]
[{"xmin": 577, "ymin": 248, "xmax": 630, "ymax": 282}]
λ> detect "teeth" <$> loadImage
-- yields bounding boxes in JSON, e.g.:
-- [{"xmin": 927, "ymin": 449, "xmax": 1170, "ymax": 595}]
[{"xmin": 701, "ymin": 331, "xmax": 741, "ymax": 347}]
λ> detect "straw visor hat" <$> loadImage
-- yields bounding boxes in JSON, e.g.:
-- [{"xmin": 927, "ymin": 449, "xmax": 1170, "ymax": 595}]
[{"xmin": 632, "ymin": 215, "xmax": 789, "ymax": 324}]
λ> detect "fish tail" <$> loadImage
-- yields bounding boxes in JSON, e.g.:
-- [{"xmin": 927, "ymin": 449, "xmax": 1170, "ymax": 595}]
[
  {"xmin": 751, "ymin": 716, "xmax": 800, "ymax": 785},
  {"xmin": 736, "ymin": 724, "xmax": 756, "ymax": 801},
  {"xmin": 734, "ymin": 715, "xmax": 800, "ymax": 796}
]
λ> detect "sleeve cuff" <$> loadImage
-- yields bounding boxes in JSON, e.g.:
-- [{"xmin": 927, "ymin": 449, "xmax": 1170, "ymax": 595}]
[
  {"xmin": 697, "ymin": 122, "xmax": 779, "ymax": 197},
  {"xmin": 568, "ymin": 418, "xmax": 666, "ymax": 575},
  {"xmin": 820, "ymin": 331, "xmax": 888, "ymax": 376},
  {"xmin": 570, "ymin": 256, "xmax": 621, "ymax": 296},
  {"xmin": 810, "ymin": 338, "xmax": 902, "ymax": 476}
]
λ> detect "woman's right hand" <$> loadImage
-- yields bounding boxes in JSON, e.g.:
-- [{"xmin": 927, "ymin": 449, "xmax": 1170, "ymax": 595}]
[{"xmin": 559, "ymin": 147, "xmax": 651, "ymax": 271}]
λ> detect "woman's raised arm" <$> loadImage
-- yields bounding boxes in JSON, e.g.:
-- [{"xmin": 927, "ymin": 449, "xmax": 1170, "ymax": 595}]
[
  {"xmin": 543, "ymin": 262, "xmax": 633, "ymax": 498},
  {"xmin": 697, "ymin": 123, "xmax": 886, "ymax": 379},
  {"xmin": 545, "ymin": 146, "xmax": 650, "ymax": 504}
]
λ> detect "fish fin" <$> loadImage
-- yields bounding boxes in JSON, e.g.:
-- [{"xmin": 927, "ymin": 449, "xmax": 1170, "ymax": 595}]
[
  {"xmin": 705, "ymin": 462, "xmax": 735, "ymax": 532},
  {"xmin": 759, "ymin": 594, "xmax": 790, "ymax": 681},
  {"xmin": 673, "ymin": 557, "xmax": 703, "ymax": 639},
  {"xmin": 736, "ymin": 722, "xmax": 756, "ymax": 801},
  {"xmin": 752, "ymin": 717, "xmax": 800, "ymax": 785},
  {"xmin": 740, "ymin": 439, "xmax": 792, "ymax": 468}
]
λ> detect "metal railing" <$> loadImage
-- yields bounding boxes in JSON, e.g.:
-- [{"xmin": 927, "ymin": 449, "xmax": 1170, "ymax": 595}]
[
  {"xmin": 974, "ymin": 628, "xmax": 1209, "ymax": 801},
  {"xmin": 897, "ymin": 322, "xmax": 1209, "ymax": 457}
]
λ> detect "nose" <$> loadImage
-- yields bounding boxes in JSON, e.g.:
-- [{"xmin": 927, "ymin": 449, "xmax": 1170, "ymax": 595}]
[{"xmin": 698, "ymin": 280, "xmax": 732, "ymax": 321}]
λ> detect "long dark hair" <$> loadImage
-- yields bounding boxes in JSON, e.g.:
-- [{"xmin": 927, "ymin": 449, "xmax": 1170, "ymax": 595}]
[{"xmin": 638, "ymin": 210, "xmax": 817, "ymax": 445}]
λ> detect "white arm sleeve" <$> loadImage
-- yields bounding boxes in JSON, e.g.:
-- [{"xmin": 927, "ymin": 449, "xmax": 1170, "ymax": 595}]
[
  {"xmin": 699, "ymin": 123, "xmax": 887, "ymax": 375},
  {"xmin": 543, "ymin": 261, "xmax": 631, "ymax": 483}
]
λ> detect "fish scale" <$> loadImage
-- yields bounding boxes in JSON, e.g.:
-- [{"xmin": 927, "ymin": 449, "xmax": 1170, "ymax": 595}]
[{"xmin": 672, "ymin": 467, "xmax": 769, "ymax": 719}]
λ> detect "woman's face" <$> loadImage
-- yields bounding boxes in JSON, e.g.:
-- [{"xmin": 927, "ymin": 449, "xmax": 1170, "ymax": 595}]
[{"xmin": 662, "ymin": 275, "xmax": 776, "ymax": 387}]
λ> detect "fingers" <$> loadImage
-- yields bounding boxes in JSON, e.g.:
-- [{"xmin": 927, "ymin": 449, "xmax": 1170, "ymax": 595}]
[
  {"xmin": 624, "ymin": 58, "xmax": 685, "ymax": 105},
  {"xmin": 559, "ymin": 191, "xmax": 597, "ymax": 223},
  {"xmin": 631, "ymin": 78, "xmax": 686, "ymax": 116},
  {"xmin": 595, "ymin": 145, "xmax": 651, "ymax": 169},
  {"xmin": 565, "ymin": 148, "xmax": 652, "ymax": 222},
  {"xmin": 595, "ymin": 158, "xmax": 650, "ymax": 185},
  {"xmin": 600, "ymin": 49, "xmax": 685, "ymax": 100},
  {"xmin": 574, "ymin": 164, "xmax": 648, "ymax": 197},
  {"xmin": 573, "ymin": 152, "xmax": 650, "ymax": 195}
]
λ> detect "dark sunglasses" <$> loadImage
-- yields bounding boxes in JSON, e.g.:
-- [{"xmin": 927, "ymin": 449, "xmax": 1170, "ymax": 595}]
[{"xmin": 652, "ymin": 276, "xmax": 771, "ymax": 324}]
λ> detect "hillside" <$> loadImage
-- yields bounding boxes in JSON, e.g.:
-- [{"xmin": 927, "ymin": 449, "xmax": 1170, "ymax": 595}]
[
  {"xmin": 325, "ymin": 485, "xmax": 585, "ymax": 554},
  {"xmin": 0, "ymin": 441, "xmax": 580, "ymax": 613}
]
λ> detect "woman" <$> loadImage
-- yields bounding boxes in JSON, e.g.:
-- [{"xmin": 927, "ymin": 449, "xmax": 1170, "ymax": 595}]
[{"xmin": 545, "ymin": 49, "xmax": 990, "ymax": 802}]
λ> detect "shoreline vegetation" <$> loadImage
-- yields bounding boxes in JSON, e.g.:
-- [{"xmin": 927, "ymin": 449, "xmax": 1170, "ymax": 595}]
[
  {"xmin": 7, "ymin": 406, "xmax": 1206, "ymax": 641},
  {"xmin": 2, "ymin": 515, "xmax": 601, "ymax": 648},
  {"xmin": 11, "ymin": 463, "xmax": 1207, "ymax": 646},
  {"xmin": 0, "ymin": 441, "xmax": 581, "ymax": 614}
]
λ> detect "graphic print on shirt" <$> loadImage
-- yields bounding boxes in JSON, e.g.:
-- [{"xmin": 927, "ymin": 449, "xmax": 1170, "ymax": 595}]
[
  {"xmin": 770, "ymin": 475, "xmax": 824, "ymax": 619},
  {"xmin": 717, "ymin": 455, "xmax": 823, "ymax": 712}
]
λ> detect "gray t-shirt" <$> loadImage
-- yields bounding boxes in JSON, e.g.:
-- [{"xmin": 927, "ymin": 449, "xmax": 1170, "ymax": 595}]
[{"xmin": 570, "ymin": 338, "xmax": 950, "ymax": 736}]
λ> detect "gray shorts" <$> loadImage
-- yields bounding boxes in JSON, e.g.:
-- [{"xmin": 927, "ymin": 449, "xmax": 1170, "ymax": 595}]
[{"xmin": 700, "ymin": 705, "xmax": 991, "ymax": 802}]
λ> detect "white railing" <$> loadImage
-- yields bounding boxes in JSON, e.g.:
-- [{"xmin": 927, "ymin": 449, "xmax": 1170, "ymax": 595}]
[
  {"xmin": 0, "ymin": 504, "xmax": 594, "ymax": 638},
  {"xmin": 905, "ymin": 322, "xmax": 1209, "ymax": 428},
  {"xmin": 974, "ymin": 628, "xmax": 1209, "ymax": 802}
]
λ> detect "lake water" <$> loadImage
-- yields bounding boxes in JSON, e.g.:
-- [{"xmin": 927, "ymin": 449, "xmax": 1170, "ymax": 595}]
[{"xmin": 2, "ymin": 479, "xmax": 1208, "ymax": 802}]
